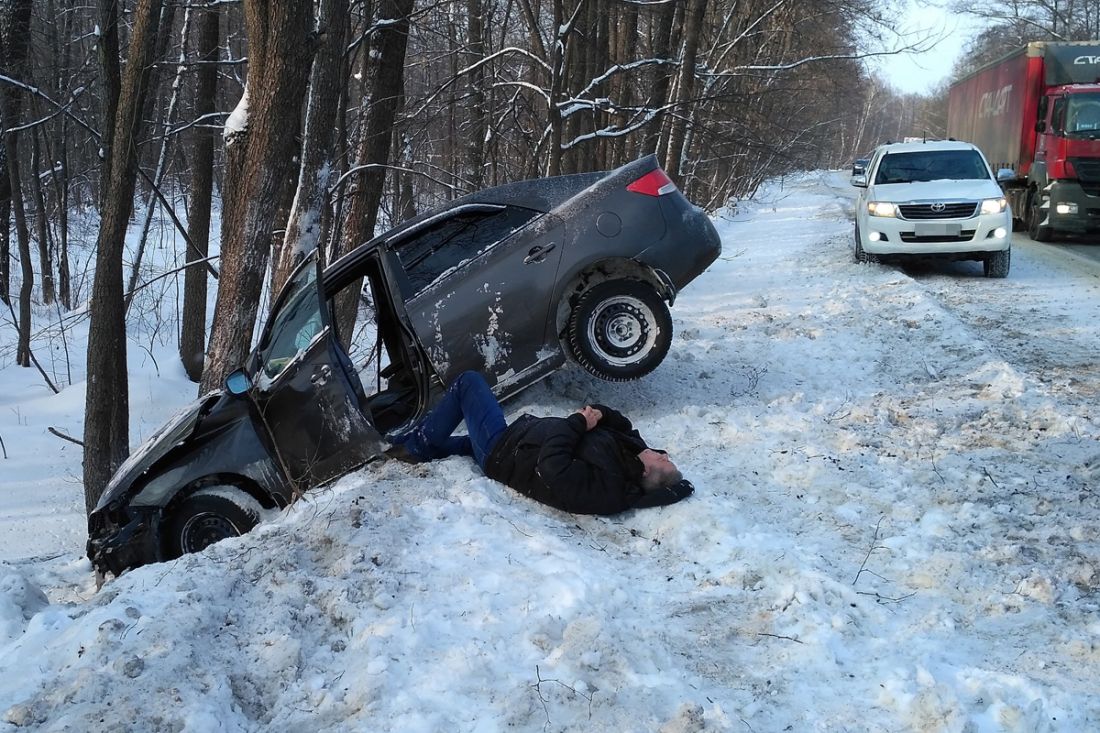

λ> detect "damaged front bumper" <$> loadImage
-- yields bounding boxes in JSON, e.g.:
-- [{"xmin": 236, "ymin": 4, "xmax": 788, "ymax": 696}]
[{"xmin": 87, "ymin": 505, "xmax": 161, "ymax": 579}]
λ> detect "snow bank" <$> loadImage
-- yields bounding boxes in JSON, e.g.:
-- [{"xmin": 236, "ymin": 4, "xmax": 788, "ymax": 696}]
[{"xmin": 1, "ymin": 170, "xmax": 1098, "ymax": 731}]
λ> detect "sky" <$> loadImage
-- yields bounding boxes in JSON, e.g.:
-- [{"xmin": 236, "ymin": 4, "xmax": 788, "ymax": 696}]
[
  {"xmin": 876, "ymin": 1, "xmax": 984, "ymax": 95},
  {"xmin": 1, "ymin": 170, "xmax": 1099, "ymax": 730}
]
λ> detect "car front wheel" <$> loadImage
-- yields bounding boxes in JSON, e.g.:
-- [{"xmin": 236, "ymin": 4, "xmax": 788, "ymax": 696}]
[
  {"xmin": 983, "ymin": 249, "xmax": 1011, "ymax": 278},
  {"xmin": 568, "ymin": 280, "xmax": 672, "ymax": 381},
  {"xmin": 164, "ymin": 486, "xmax": 263, "ymax": 558}
]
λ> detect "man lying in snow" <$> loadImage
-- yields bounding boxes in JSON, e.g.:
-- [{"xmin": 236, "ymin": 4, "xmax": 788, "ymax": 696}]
[{"xmin": 389, "ymin": 371, "xmax": 694, "ymax": 514}]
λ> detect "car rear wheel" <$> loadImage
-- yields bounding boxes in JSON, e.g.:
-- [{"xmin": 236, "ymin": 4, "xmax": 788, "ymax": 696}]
[
  {"xmin": 983, "ymin": 249, "xmax": 1011, "ymax": 278},
  {"xmin": 165, "ymin": 487, "xmax": 263, "ymax": 558},
  {"xmin": 568, "ymin": 280, "xmax": 672, "ymax": 381}
]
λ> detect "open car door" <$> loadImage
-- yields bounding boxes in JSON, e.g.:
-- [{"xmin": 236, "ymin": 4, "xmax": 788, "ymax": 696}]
[{"xmin": 249, "ymin": 251, "xmax": 384, "ymax": 490}]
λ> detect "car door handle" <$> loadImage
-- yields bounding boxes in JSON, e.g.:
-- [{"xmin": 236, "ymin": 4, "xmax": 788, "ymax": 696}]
[
  {"xmin": 310, "ymin": 364, "xmax": 332, "ymax": 386},
  {"xmin": 524, "ymin": 243, "xmax": 556, "ymax": 264}
]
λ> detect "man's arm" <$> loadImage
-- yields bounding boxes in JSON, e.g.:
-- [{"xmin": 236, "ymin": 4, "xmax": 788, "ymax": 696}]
[
  {"xmin": 589, "ymin": 404, "xmax": 646, "ymax": 443},
  {"xmin": 529, "ymin": 415, "xmax": 635, "ymax": 514}
]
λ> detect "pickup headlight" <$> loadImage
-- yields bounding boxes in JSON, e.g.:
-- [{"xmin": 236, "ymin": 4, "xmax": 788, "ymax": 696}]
[
  {"xmin": 867, "ymin": 201, "xmax": 898, "ymax": 218},
  {"xmin": 980, "ymin": 197, "xmax": 1008, "ymax": 215}
]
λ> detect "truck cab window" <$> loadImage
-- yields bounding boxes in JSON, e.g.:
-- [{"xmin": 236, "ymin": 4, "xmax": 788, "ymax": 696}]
[{"xmin": 1052, "ymin": 97, "xmax": 1067, "ymax": 133}]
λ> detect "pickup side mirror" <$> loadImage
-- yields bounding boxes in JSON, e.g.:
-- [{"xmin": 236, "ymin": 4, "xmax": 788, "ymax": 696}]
[
  {"xmin": 225, "ymin": 369, "xmax": 253, "ymax": 395},
  {"xmin": 1035, "ymin": 120, "xmax": 1047, "ymax": 133},
  {"xmin": 996, "ymin": 168, "xmax": 1015, "ymax": 183},
  {"xmin": 850, "ymin": 174, "xmax": 868, "ymax": 188}
]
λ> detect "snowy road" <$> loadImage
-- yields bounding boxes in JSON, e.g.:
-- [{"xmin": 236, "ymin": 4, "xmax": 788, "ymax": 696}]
[{"xmin": 1, "ymin": 171, "xmax": 1097, "ymax": 732}]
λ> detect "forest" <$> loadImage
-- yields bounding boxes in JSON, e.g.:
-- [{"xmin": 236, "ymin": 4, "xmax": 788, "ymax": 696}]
[{"xmin": 0, "ymin": 0, "xmax": 1095, "ymax": 511}]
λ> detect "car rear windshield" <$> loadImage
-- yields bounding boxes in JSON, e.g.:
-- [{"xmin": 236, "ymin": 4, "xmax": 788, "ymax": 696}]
[{"xmin": 874, "ymin": 150, "xmax": 990, "ymax": 184}]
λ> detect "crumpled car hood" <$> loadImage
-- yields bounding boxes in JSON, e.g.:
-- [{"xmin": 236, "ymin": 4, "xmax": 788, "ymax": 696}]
[{"xmin": 94, "ymin": 392, "xmax": 221, "ymax": 512}]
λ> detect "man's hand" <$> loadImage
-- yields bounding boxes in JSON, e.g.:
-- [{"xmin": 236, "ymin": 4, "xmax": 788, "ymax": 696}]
[{"xmin": 575, "ymin": 405, "xmax": 603, "ymax": 431}]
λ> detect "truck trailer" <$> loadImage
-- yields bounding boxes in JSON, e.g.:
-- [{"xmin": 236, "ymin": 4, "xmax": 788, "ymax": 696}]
[{"xmin": 947, "ymin": 41, "xmax": 1100, "ymax": 240}]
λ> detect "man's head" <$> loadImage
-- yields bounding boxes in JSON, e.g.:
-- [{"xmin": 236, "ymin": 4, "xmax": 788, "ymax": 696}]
[{"xmin": 638, "ymin": 448, "xmax": 682, "ymax": 491}]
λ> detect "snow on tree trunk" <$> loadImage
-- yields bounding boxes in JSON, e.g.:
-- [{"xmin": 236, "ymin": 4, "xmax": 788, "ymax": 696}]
[{"xmin": 200, "ymin": 0, "xmax": 316, "ymax": 395}]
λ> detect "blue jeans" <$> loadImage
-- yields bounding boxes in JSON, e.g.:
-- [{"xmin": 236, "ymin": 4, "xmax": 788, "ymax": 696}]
[{"xmin": 395, "ymin": 372, "xmax": 507, "ymax": 469}]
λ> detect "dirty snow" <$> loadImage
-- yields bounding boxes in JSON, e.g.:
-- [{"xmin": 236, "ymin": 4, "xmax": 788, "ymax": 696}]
[{"xmin": 1, "ymin": 171, "xmax": 1099, "ymax": 731}]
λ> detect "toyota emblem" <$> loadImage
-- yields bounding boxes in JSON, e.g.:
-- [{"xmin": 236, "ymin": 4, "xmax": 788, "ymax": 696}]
[{"xmin": 930, "ymin": 202, "xmax": 946, "ymax": 212}]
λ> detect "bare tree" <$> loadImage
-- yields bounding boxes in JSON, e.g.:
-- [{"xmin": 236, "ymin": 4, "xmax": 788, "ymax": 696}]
[
  {"xmin": 270, "ymin": 0, "xmax": 350, "ymax": 295},
  {"xmin": 0, "ymin": 0, "xmax": 34, "ymax": 367},
  {"xmin": 179, "ymin": 1, "xmax": 220, "ymax": 383},
  {"xmin": 200, "ymin": 0, "xmax": 317, "ymax": 393},
  {"xmin": 83, "ymin": 0, "xmax": 164, "ymax": 512},
  {"xmin": 335, "ymin": 0, "xmax": 415, "ymax": 272}
]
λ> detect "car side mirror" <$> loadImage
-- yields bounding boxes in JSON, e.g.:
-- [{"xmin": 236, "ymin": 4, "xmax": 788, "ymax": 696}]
[
  {"xmin": 225, "ymin": 369, "xmax": 253, "ymax": 395},
  {"xmin": 1035, "ymin": 120, "xmax": 1047, "ymax": 133},
  {"xmin": 996, "ymin": 168, "xmax": 1015, "ymax": 182},
  {"xmin": 850, "ymin": 174, "xmax": 867, "ymax": 188}
]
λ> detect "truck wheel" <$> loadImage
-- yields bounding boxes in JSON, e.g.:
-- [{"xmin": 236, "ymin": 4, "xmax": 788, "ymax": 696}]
[
  {"xmin": 1028, "ymin": 192, "xmax": 1054, "ymax": 243},
  {"xmin": 164, "ymin": 486, "xmax": 263, "ymax": 558},
  {"xmin": 567, "ymin": 280, "xmax": 672, "ymax": 381},
  {"xmin": 983, "ymin": 249, "xmax": 1011, "ymax": 278}
]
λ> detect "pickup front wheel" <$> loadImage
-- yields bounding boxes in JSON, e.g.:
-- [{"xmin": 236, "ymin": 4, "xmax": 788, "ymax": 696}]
[{"xmin": 568, "ymin": 280, "xmax": 672, "ymax": 381}]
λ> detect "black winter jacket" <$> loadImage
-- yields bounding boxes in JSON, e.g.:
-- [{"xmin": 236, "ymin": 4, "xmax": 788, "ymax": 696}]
[{"xmin": 483, "ymin": 404, "xmax": 676, "ymax": 514}]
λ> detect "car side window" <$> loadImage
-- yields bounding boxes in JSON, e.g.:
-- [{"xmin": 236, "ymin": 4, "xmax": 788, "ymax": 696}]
[
  {"xmin": 257, "ymin": 262, "xmax": 324, "ymax": 382},
  {"xmin": 394, "ymin": 207, "xmax": 540, "ymax": 297}
]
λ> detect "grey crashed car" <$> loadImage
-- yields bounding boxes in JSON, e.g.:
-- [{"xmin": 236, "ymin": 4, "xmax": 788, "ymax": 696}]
[{"xmin": 88, "ymin": 154, "xmax": 722, "ymax": 578}]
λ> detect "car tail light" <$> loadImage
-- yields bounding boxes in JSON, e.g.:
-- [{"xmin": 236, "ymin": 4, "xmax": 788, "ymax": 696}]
[{"xmin": 627, "ymin": 168, "xmax": 678, "ymax": 196}]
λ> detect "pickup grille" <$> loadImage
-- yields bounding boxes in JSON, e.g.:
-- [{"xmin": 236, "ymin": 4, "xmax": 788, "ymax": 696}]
[
  {"xmin": 899, "ymin": 230, "xmax": 976, "ymax": 243},
  {"xmin": 898, "ymin": 202, "xmax": 978, "ymax": 220}
]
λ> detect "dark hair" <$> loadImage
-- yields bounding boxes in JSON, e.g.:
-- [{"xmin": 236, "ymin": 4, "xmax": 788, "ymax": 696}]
[{"xmin": 641, "ymin": 464, "xmax": 683, "ymax": 492}]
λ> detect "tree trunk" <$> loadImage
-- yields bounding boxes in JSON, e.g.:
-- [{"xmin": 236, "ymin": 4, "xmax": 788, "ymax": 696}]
[
  {"xmin": 271, "ymin": 0, "xmax": 349, "ymax": 297},
  {"xmin": 96, "ymin": 0, "xmax": 122, "ymax": 210},
  {"xmin": 662, "ymin": 0, "xmax": 707, "ymax": 183},
  {"xmin": 0, "ymin": 196, "xmax": 8, "ymax": 306},
  {"xmin": 332, "ymin": 0, "xmax": 415, "ymax": 336},
  {"xmin": 0, "ymin": 0, "xmax": 34, "ymax": 367},
  {"xmin": 31, "ymin": 129, "xmax": 56, "ymax": 306},
  {"xmin": 180, "ymin": 2, "xmax": 220, "ymax": 383},
  {"xmin": 466, "ymin": 0, "xmax": 486, "ymax": 189},
  {"xmin": 200, "ymin": 0, "xmax": 316, "ymax": 394},
  {"xmin": 83, "ymin": 0, "xmax": 164, "ymax": 514}
]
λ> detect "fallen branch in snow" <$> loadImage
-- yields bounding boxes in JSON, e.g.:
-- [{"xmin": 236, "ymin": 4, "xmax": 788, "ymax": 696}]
[
  {"xmin": 530, "ymin": 665, "xmax": 593, "ymax": 726},
  {"xmin": 852, "ymin": 515, "xmax": 886, "ymax": 586},
  {"xmin": 856, "ymin": 590, "xmax": 916, "ymax": 604},
  {"xmin": 982, "ymin": 467, "xmax": 1001, "ymax": 489},
  {"xmin": 0, "ymin": 432, "xmax": 6, "ymax": 459},
  {"xmin": 756, "ymin": 632, "xmax": 803, "ymax": 644},
  {"xmin": 48, "ymin": 427, "xmax": 84, "ymax": 447}
]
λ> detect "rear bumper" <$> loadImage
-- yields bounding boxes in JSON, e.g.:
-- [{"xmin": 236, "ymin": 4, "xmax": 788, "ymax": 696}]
[
  {"xmin": 87, "ymin": 506, "xmax": 161, "ymax": 578},
  {"xmin": 645, "ymin": 196, "xmax": 722, "ymax": 289}
]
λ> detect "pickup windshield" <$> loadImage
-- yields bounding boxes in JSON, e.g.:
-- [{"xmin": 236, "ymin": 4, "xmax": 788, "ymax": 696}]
[
  {"xmin": 1064, "ymin": 93, "xmax": 1100, "ymax": 137},
  {"xmin": 874, "ymin": 150, "xmax": 990, "ymax": 184}
]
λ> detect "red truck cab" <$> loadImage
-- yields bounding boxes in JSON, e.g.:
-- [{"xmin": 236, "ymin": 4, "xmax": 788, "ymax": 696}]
[{"xmin": 948, "ymin": 42, "xmax": 1100, "ymax": 240}]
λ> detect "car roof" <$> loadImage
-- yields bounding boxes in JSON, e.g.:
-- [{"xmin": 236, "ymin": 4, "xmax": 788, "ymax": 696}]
[{"xmin": 875, "ymin": 140, "xmax": 980, "ymax": 155}]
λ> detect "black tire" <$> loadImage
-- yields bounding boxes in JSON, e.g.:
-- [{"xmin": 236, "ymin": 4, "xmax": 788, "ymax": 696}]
[
  {"xmin": 984, "ymin": 249, "xmax": 1011, "ymax": 278},
  {"xmin": 567, "ymin": 280, "xmax": 672, "ymax": 381},
  {"xmin": 164, "ymin": 487, "xmax": 263, "ymax": 558},
  {"xmin": 854, "ymin": 224, "xmax": 870, "ymax": 263},
  {"xmin": 1028, "ymin": 191, "xmax": 1054, "ymax": 242}
]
